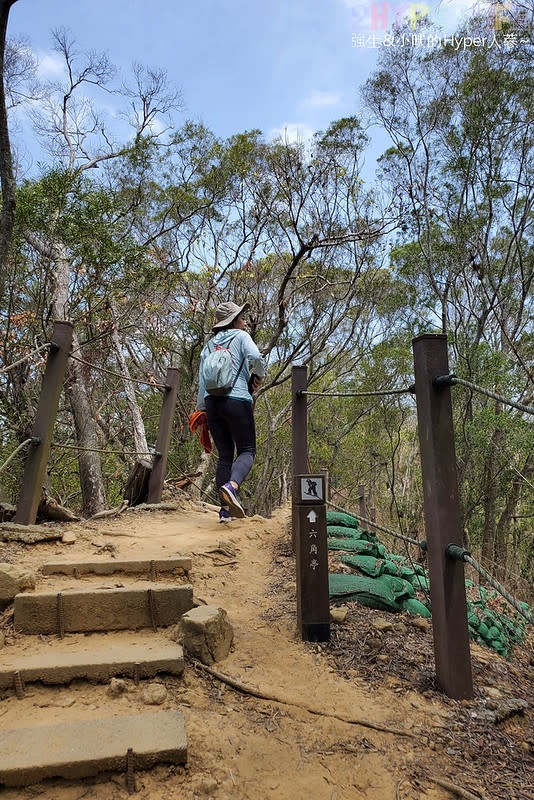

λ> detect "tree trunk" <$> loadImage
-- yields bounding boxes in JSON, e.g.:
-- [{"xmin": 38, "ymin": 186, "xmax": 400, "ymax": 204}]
[
  {"xmin": 189, "ymin": 451, "xmax": 211, "ymax": 501},
  {"xmin": 480, "ymin": 411, "xmax": 502, "ymax": 575},
  {"xmin": 253, "ymin": 413, "xmax": 277, "ymax": 516},
  {"xmin": 24, "ymin": 233, "xmax": 108, "ymax": 518},
  {"xmin": 495, "ymin": 456, "xmax": 532, "ymax": 583},
  {"xmin": 279, "ymin": 470, "xmax": 288, "ymax": 506},
  {"xmin": 123, "ymin": 458, "xmax": 151, "ymax": 506},
  {"xmin": 67, "ymin": 342, "xmax": 107, "ymax": 516},
  {"xmin": 494, "ymin": 476, "xmax": 520, "ymax": 583},
  {"xmin": 109, "ymin": 300, "xmax": 149, "ymax": 456},
  {"xmin": 0, "ymin": 0, "xmax": 17, "ymax": 304},
  {"xmin": 50, "ymin": 241, "xmax": 106, "ymax": 515}
]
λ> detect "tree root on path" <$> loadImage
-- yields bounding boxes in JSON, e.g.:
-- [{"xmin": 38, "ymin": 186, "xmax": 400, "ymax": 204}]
[
  {"xmin": 429, "ymin": 777, "xmax": 485, "ymax": 800},
  {"xmin": 190, "ymin": 658, "xmax": 417, "ymax": 738},
  {"xmin": 89, "ymin": 499, "xmax": 129, "ymax": 520}
]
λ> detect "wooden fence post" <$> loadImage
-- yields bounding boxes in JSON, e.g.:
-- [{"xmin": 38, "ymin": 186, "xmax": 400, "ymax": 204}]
[
  {"xmin": 292, "ymin": 366, "xmax": 308, "ymax": 548},
  {"xmin": 412, "ymin": 333, "xmax": 473, "ymax": 700},
  {"xmin": 147, "ymin": 367, "xmax": 179, "ymax": 504},
  {"xmin": 14, "ymin": 321, "xmax": 73, "ymax": 525},
  {"xmin": 358, "ymin": 484, "xmax": 367, "ymax": 520}
]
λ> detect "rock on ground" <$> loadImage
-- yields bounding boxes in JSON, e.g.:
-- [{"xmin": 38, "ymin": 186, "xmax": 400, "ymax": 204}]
[
  {"xmin": 171, "ymin": 605, "xmax": 233, "ymax": 665},
  {"xmin": 0, "ymin": 563, "xmax": 35, "ymax": 607}
]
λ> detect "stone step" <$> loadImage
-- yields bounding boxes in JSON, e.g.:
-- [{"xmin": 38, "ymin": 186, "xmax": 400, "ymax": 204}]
[
  {"xmin": 14, "ymin": 584, "xmax": 193, "ymax": 634},
  {"xmin": 41, "ymin": 555, "xmax": 192, "ymax": 577},
  {"xmin": 0, "ymin": 641, "xmax": 184, "ymax": 690},
  {"xmin": 0, "ymin": 710, "xmax": 187, "ymax": 787}
]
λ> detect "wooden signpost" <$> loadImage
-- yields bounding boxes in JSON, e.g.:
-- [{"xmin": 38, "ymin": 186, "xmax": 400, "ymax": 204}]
[{"xmin": 293, "ymin": 473, "xmax": 330, "ymax": 642}]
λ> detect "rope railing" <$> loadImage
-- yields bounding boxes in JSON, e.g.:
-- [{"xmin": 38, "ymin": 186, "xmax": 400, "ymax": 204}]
[
  {"xmin": 69, "ymin": 353, "xmax": 169, "ymax": 390},
  {"xmin": 326, "ymin": 499, "xmax": 422, "ymax": 548},
  {"xmin": 0, "ymin": 438, "xmax": 34, "ymax": 474},
  {"xmin": 51, "ymin": 442, "xmax": 161, "ymax": 458},
  {"xmin": 0, "ymin": 342, "xmax": 52, "ymax": 375},
  {"xmin": 298, "ymin": 385, "xmax": 416, "ymax": 399},
  {"xmin": 434, "ymin": 374, "xmax": 534, "ymax": 416}
]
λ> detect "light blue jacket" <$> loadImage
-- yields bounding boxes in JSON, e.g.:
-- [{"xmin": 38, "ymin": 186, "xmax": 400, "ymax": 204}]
[{"xmin": 196, "ymin": 329, "xmax": 265, "ymax": 411}]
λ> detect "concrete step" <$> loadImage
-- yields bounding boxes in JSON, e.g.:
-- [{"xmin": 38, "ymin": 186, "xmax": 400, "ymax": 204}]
[
  {"xmin": 0, "ymin": 640, "xmax": 184, "ymax": 690},
  {"xmin": 0, "ymin": 710, "xmax": 187, "ymax": 787},
  {"xmin": 41, "ymin": 555, "xmax": 192, "ymax": 578},
  {"xmin": 14, "ymin": 584, "xmax": 194, "ymax": 634}
]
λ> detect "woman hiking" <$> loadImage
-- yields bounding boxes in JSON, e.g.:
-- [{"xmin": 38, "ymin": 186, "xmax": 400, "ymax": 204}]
[{"xmin": 196, "ymin": 301, "xmax": 265, "ymax": 521}]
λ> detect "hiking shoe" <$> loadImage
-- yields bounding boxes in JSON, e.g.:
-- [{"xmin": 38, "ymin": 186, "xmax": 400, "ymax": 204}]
[
  {"xmin": 219, "ymin": 482, "xmax": 246, "ymax": 518},
  {"xmin": 219, "ymin": 507, "xmax": 232, "ymax": 523}
]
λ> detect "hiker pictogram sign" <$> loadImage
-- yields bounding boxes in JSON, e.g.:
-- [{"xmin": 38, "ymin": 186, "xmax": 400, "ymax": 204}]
[{"xmin": 299, "ymin": 475, "xmax": 324, "ymax": 502}]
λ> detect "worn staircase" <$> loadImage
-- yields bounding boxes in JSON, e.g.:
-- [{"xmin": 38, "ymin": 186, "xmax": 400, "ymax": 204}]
[{"xmin": 0, "ymin": 554, "xmax": 194, "ymax": 789}]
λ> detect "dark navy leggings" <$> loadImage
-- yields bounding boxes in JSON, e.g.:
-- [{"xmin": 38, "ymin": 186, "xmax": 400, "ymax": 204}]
[{"xmin": 205, "ymin": 396, "xmax": 256, "ymax": 489}]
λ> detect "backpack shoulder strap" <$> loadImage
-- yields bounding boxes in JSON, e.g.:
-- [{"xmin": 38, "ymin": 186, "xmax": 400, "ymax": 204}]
[
  {"xmin": 209, "ymin": 332, "xmax": 240, "ymax": 352},
  {"xmin": 231, "ymin": 333, "xmax": 247, "ymax": 389}
]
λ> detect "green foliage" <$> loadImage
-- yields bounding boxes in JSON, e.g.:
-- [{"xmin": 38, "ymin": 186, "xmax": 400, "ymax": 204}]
[{"xmin": 1, "ymin": 27, "xmax": 532, "ymax": 603}]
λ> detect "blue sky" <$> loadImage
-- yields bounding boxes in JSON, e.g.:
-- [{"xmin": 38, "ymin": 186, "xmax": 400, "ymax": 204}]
[{"xmin": 8, "ymin": 0, "xmax": 477, "ymax": 173}]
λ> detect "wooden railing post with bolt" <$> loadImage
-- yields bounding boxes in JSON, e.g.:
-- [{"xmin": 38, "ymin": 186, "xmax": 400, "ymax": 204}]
[
  {"xmin": 14, "ymin": 321, "xmax": 73, "ymax": 525},
  {"xmin": 412, "ymin": 333, "xmax": 473, "ymax": 700}
]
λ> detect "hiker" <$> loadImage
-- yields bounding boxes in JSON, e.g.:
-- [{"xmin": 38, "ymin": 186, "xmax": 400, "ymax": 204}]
[{"xmin": 196, "ymin": 301, "xmax": 265, "ymax": 521}]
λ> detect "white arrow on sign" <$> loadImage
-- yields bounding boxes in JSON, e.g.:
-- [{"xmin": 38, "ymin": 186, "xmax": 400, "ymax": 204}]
[{"xmin": 307, "ymin": 510, "xmax": 317, "ymax": 523}]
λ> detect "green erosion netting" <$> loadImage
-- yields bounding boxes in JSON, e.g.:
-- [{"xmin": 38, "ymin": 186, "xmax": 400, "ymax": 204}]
[{"xmin": 326, "ymin": 511, "xmax": 530, "ymax": 656}]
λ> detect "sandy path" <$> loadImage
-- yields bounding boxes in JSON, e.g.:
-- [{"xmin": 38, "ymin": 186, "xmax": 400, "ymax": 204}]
[{"xmin": 0, "ymin": 503, "xmax": 498, "ymax": 799}]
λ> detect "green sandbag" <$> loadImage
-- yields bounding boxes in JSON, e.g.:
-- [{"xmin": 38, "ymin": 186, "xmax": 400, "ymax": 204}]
[
  {"xmin": 328, "ymin": 538, "xmax": 385, "ymax": 555},
  {"xmin": 478, "ymin": 622, "xmax": 490, "ymax": 639},
  {"xmin": 327, "ymin": 525, "xmax": 377, "ymax": 543},
  {"xmin": 409, "ymin": 574, "xmax": 430, "ymax": 592},
  {"xmin": 326, "ymin": 511, "xmax": 359, "ymax": 529},
  {"xmin": 327, "ymin": 525, "xmax": 361, "ymax": 539},
  {"xmin": 402, "ymin": 598, "xmax": 432, "ymax": 618},
  {"xmin": 468, "ymin": 612, "xmax": 479, "ymax": 628},
  {"xmin": 385, "ymin": 555, "xmax": 426, "ymax": 576},
  {"xmin": 381, "ymin": 559, "xmax": 402, "ymax": 575},
  {"xmin": 385, "ymin": 575, "xmax": 415, "ymax": 599},
  {"xmin": 340, "ymin": 554, "xmax": 386, "ymax": 577},
  {"xmin": 360, "ymin": 528, "xmax": 378, "ymax": 542},
  {"xmin": 329, "ymin": 573, "xmax": 404, "ymax": 612},
  {"xmin": 399, "ymin": 565, "xmax": 421, "ymax": 580},
  {"xmin": 329, "ymin": 539, "xmax": 383, "ymax": 556}
]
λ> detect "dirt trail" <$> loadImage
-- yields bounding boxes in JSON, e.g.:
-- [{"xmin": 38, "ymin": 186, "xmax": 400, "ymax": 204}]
[{"xmin": 1, "ymin": 502, "xmax": 532, "ymax": 800}]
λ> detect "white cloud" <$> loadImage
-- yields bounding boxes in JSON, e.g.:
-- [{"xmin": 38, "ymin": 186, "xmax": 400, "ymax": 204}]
[
  {"xmin": 299, "ymin": 90, "xmax": 342, "ymax": 112},
  {"xmin": 268, "ymin": 122, "xmax": 315, "ymax": 145},
  {"xmin": 146, "ymin": 115, "xmax": 167, "ymax": 136},
  {"xmin": 37, "ymin": 51, "xmax": 66, "ymax": 80}
]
